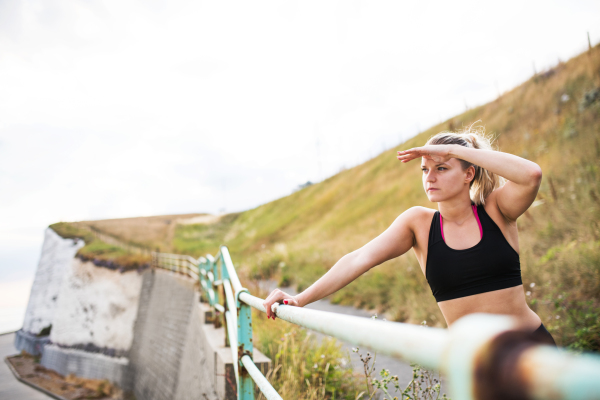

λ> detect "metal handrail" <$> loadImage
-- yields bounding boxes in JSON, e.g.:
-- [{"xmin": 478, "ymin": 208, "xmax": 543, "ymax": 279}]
[{"xmin": 154, "ymin": 245, "xmax": 600, "ymax": 400}]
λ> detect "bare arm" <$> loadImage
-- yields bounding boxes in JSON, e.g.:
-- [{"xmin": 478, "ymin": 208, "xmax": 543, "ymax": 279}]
[
  {"xmin": 449, "ymin": 145, "xmax": 542, "ymax": 222},
  {"xmin": 398, "ymin": 144, "xmax": 542, "ymax": 222},
  {"xmin": 262, "ymin": 207, "xmax": 420, "ymax": 319}
]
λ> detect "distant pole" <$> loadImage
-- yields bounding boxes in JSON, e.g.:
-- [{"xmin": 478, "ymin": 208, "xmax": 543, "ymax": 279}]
[
  {"xmin": 464, "ymin": 99, "xmax": 468, "ymax": 111},
  {"xmin": 222, "ymin": 180, "xmax": 227, "ymax": 213},
  {"xmin": 588, "ymin": 31, "xmax": 592, "ymax": 51},
  {"xmin": 314, "ymin": 128, "xmax": 322, "ymax": 182}
]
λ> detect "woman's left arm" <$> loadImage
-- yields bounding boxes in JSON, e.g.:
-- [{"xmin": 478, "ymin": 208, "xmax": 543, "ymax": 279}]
[{"xmin": 448, "ymin": 145, "xmax": 542, "ymax": 222}]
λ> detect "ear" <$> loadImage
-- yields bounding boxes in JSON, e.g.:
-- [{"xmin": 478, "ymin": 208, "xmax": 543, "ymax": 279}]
[{"xmin": 465, "ymin": 165, "xmax": 476, "ymax": 184}]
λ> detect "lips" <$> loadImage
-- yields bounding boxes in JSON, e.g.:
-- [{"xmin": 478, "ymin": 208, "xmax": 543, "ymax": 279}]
[{"xmin": 427, "ymin": 188, "xmax": 438, "ymax": 192}]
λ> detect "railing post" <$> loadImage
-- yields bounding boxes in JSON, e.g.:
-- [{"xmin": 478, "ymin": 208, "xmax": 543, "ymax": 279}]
[
  {"xmin": 220, "ymin": 254, "xmax": 230, "ymax": 347},
  {"xmin": 199, "ymin": 260, "xmax": 208, "ymax": 304},
  {"xmin": 212, "ymin": 258, "xmax": 222, "ymax": 329},
  {"xmin": 236, "ymin": 288, "xmax": 254, "ymax": 400}
]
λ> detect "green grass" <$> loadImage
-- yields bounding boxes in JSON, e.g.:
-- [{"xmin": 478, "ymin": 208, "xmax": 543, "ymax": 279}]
[
  {"xmin": 173, "ymin": 45, "xmax": 600, "ymax": 351},
  {"xmin": 172, "ymin": 213, "xmax": 242, "ymax": 257},
  {"xmin": 53, "ymin": 45, "xmax": 600, "ymax": 353},
  {"xmin": 49, "ymin": 222, "xmax": 95, "ymax": 244},
  {"xmin": 252, "ymin": 306, "xmax": 357, "ymax": 399},
  {"xmin": 49, "ymin": 222, "xmax": 151, "ymax": 271}
]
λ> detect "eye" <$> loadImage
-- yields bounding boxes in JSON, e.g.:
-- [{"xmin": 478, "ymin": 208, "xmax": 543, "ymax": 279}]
[
  {"xmin": 421, "ymin": 168, "xmax": 427, "ymax": 172},
  {"xmin": 438, "ymin": 167, "xmax": 446, "ymax": 171}
]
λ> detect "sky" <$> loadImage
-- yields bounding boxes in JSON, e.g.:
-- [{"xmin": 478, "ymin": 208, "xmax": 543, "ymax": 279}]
[{"xmin": 1, "ymin": 0, "xmax": 599, "ymax": 295}]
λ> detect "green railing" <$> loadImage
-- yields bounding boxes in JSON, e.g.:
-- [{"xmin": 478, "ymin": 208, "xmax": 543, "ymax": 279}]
[{"xmin": 154, "ymin": 246, "xmax": 600, "ymax": 400}]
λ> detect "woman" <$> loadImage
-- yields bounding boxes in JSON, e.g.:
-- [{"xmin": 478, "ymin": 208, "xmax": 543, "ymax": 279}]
[{"xmin": 262, "ymin": 124, "xmax": 556, "ymax": 346}]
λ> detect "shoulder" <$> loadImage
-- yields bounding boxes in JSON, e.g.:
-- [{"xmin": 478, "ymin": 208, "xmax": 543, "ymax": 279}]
[
  {"xmin": 482, "ymin": 190, "xmax": 517, "ymax": 228},
  {"xmin": 409, "ymin": 206, "xmax": 437, "ymax": 217},
  {"xmin": 398, "ymin": 206, "xmax": 436, "ymax": 229}
]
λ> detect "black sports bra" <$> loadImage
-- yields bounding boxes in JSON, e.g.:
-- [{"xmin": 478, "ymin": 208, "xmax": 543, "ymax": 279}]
[{"xmin": 425, "ymin": 203, "xmax": 522, "ymax": 302}]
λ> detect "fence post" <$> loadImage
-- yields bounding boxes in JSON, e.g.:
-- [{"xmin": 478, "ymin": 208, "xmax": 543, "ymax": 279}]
[
  {"xmin": 237, "ymin": 288, "xmax": 254, "ymax": 400},
  {"xmin": 220, "ymin": 254, "xmax": 230, "ymax": 346}
]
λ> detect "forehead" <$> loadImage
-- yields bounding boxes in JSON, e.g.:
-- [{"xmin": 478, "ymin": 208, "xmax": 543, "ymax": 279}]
[{"xmin": 420, "ymin": 157, "xmax": 454, "ymax": 167}]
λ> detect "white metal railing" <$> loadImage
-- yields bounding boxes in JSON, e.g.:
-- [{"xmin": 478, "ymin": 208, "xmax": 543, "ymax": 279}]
[{"xmin": 155, "ymin": 245, "xmax": 600, "ymax": 400}]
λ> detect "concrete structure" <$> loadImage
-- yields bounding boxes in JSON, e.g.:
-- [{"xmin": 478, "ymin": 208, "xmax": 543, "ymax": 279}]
[
  {"xmin": 14, "ymin": 228, "xmax": 271, "ymax": 399},
  {"xmin": 128, "ymin": 267, "xmax": 269, "ymax": 400},
  {"xmin": 1, "ymin": 332, "xmax": 51, "ymax": 400}
]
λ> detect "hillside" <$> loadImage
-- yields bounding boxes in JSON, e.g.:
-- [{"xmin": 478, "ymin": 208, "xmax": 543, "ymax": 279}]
[{"xmin": 62, "ymin": 44, "xmax": 600, "ymax": 350}]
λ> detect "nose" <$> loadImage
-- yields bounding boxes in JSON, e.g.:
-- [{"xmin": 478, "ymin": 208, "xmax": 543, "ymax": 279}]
[{"xmin": 424, "ymin": 169, "xmax": 436, "ymax": 182}]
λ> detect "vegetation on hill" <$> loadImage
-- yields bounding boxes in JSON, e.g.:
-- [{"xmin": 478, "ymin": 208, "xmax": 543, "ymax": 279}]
[
  {"xmin": 52, "ymin": 45, "xmax": 600, "ymax": 352},
  {"xmin": 49, "ymin": 222, "xmax": 152, "ymax": 271},
  {"xmin": 178, "ymin": 45, "xmax": 600, "ymax": 351}
]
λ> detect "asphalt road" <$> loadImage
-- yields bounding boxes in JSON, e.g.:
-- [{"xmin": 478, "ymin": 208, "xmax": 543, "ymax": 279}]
[{"xmin": 257, "ymin": 280, "xmax": 427, "ymax": 395}]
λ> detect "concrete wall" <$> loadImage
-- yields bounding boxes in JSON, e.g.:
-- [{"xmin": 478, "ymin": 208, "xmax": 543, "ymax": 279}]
[
  {"xmin": 127, "ymin": 268, "xmax": 271, "ymax": 400},
  {"xmin": 128, "ymin": 268, "xmax": 220, "ymax": 400},
  {"xmin": 41, "ymin": 344, "xmax": 132, "ymax": 389}
]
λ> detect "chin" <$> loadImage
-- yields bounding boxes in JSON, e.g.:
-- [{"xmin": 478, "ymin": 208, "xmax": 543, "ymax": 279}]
[{"xmin": 426, "ymin": 192, "xmax": 442, "ymax": 203}]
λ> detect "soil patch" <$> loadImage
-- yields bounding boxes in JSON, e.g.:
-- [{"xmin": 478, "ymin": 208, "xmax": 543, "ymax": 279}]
[{"xmin": 5, "ymin": 352, "xmax": 134, "ymax": 400}]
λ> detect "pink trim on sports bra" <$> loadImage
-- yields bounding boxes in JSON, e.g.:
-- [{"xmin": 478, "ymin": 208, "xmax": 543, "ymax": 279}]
[{"xmin": 439, "ymin": 204, "xmax": 483, "ymax": 243}]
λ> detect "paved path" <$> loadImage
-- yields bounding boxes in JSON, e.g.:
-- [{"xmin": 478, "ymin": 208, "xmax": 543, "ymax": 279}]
[
  {"xmin": 259, "ymin": 281, "xmax": 452, "ymax": 397},
  {"xmin": 0, "ymin": 332, "xmax": 52, "ymax": 400}
]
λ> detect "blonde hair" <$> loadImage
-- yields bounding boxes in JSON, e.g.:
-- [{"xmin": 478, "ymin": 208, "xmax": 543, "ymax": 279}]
[{"xmin": 425, "ymin": 121, "xmax": 506, "ymax": 206}]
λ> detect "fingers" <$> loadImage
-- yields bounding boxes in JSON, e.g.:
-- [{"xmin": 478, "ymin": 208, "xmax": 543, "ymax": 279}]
[
  {"xmin": 262, "ymin": 290, "xmax": 278, "ymax": 319},
  {"xmin": 397, "ymin": 147, "xmax": 421, "ymax": 155},
  {"xmin": 397, "ymin": 148, "xmax": 423, "ymax": 163},
  {"xmin": 397, "ymin": 154, "xmax": 420, "ymax": 163},
  {"xmin": 261, "ymin": 290, "xmax": 300, "ymax": 320},
  {"xmin": 282, "ymin": 297, "xmax": 297, "ymax": 307},
  {"xmin": 262, "ymin": 289, "xmax": 286, "ymax": 320}
]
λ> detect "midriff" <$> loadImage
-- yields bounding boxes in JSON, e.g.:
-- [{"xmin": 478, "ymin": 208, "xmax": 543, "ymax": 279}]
[{"xmin": 438, "ymin": 285, "xmax": 542, "ymax": 330}]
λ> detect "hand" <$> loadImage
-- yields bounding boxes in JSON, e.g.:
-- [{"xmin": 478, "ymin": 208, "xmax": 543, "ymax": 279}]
[
  {"xmin": 262, "ymin": 288, "xmax": 301, "ymax": 320},
  {"xmin": 396, "ymin": 144, "xmax": 455, "ymax": 164}
]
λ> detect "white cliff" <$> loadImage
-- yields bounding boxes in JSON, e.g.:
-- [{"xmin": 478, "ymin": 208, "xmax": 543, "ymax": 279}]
[{"xmin": 22, "ymin": 228, "xmax": 84, "ymax": 334}]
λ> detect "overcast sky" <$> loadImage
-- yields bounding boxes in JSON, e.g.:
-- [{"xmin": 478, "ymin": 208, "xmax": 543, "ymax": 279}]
[{"xmin": 1, "ymin": 0, "xmax": 599, "ymax": 286}]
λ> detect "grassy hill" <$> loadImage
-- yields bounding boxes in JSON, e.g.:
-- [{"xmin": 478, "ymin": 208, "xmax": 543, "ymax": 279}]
[{"xmin": 61, "ymin": 44, "xmax": 600, "ymax": 351}]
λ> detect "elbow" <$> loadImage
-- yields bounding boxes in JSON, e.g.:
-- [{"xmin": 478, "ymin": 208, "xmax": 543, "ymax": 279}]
[
  {"xmin": 533, "ymin": 165, "xmax": 542, "ymax": 186},
  {"xmin": 530, "ymin": 165, "xmax": 543, "ymax": 187}
]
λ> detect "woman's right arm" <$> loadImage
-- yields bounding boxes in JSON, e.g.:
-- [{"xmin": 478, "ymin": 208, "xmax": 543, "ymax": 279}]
[{"xmin": 262, "ymin": 206, "xmax": 421, "ymax": 319}]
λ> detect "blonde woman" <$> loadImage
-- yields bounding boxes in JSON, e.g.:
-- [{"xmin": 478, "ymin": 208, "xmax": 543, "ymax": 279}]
[{"xmin": 262, "ymin": 123, "xmax": 556, "ymax": 346}]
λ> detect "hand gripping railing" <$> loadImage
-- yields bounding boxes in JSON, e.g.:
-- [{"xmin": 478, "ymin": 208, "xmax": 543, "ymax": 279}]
[{"xmin": 155, "ymin": 245, "xmax": 600, "ymax": 400}]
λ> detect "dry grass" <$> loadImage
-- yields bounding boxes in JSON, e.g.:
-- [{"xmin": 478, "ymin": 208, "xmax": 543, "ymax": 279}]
[
  {"xmin": 249, "ymin": 283, "xmax": 358, "ymax": 399},
  {"xmin": 188, "ymin": 44, "xmax": 600, "ymax": 349},
  {"xmin": 73, "ymin": 213, "xmax": 207, "ymax": 252},
  {"xmin": 53, "ymin": 45, "xmax": 600, "ymax": 352},
  {"xmin": 50, "ymin": 222, "xmax": 152, "ymax": 271}
]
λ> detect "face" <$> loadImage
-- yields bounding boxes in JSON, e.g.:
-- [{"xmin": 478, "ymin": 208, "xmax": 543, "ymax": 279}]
[{"xmin": 421, "ymin": 157, "xmax": 474, "ymax": 202}]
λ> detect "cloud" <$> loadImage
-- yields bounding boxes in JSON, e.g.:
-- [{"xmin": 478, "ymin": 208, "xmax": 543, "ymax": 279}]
[{"xmin": 0, "ymin": 0, "xmax": 599, "ymax": 281}]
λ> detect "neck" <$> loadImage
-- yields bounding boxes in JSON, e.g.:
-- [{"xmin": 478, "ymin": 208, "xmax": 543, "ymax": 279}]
[{"xmin": 438, "ymin": 196, "xmax": 473, "ymax": 223}]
